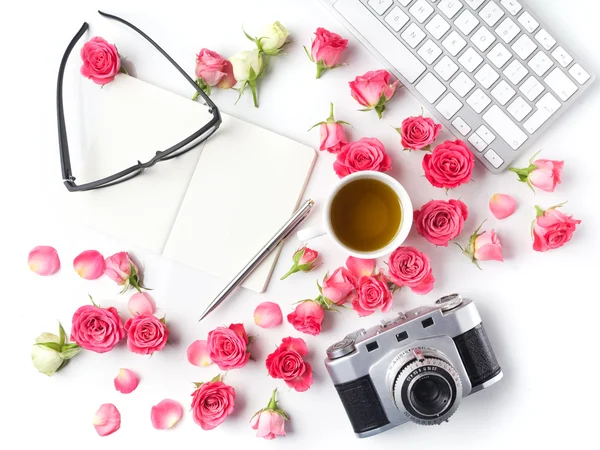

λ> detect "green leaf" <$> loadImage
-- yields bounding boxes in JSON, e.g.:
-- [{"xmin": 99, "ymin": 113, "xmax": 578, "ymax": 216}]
[
  {"xmin": 35, "ymin": 342, "xmax": 61, "ymax": 352},
  {"xmin": 193, "ymin": 381, "xmax": 204, "ymax": 388},
  {"xmin": 316, "ymin": 280, "xmax": 323, "ymax": 294},
  {"xmin": 88, "ymin": 294, "xmax": 99, "ymax": 307},
  {"xmin": 159, "ymin": 316, "xmax": 167, "ymax": 325},
  {"xmin": 210, "ymin": 373, "xmax": 222, "ymax": 383},
  {"xmin": 336, "ymin": 120, "xmax": 353, "ymax": 128},
  {"xmin": 58, "ymin": 322, "xmax": 66, "ymax": 347},
  {"xmin": 534, "ymin": 205, "xmax": 546, "ymax": 217},
  {"xmin": 59, "ymin": 346, "xmax": 82, "ymax": 360},
  {"xmin": 357, "ymin": 107, "xmax": 373, "ymax": 112},
  {"xmin": 243, "ymin": 28, "xmax": 256, "ymax": 43},
  {"xmin": 275, "ymin": 409, "xmax": 290, "ymax": 421},
  {"xmin": 303, "ymin": 45, "xmax": 314, "ymax": 63},
  {"xmin": 234, "ymin": 81, "xmax": 248, "ymax": 105}
]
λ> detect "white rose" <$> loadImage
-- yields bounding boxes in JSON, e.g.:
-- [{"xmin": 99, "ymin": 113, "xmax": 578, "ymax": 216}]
[
  {"xmin": 229, "ymin": 50, "xmax": 263, "ymax": 82},
  {"xmin": 258, "ymin": 21, "xmax": 289, "ymax": 52},
  {"xmin": 31, "ymin": 333, "xmax": 64, "ymax": 376}
]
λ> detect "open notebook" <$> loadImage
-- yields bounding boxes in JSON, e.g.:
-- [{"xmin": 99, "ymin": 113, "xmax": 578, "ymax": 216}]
[{"xmin": 61, "ymin": 75, "xmax": 317, "ymax": 292}]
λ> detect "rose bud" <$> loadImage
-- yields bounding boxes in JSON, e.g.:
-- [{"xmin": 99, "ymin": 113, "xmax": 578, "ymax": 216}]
[
  {"xmin": 254, "ymin": 21, "xmax": 290, "ymax": 55},
  {"xmin": 396, "ymin": 115, "xmax": 442, "ymax": 151},
  {"xmin": 253, "ymin": 302, "xmax": 283, "ymax": 329},
  {"xmin": 333, "ymin": 138, "xmax": 392, "ymax": 178},
  {"xmin": 93, "ymin": 403, "xmax": 121, "ymax": 437},
  {"xmin": 509, "ymin": 151, "xmax": 564, "ymax": 192},
  {"xmin": 191, "ymin": 375, "xmax": 235, "ymax": 430},
  {"xmin": 286, "ymin": 300, "xmax": 325, "ymax": 336},
  {"xmin": 73, "ymin": 249, "xmax": 105, "ymax": 280},
  {"xmin": 250, "ymin": 389, "xmax": 289, "ymax": 440},
  {"xmin": 321, "ymin": 267, "xmax": 357, "ymax": 305},
  {"xmin": 31, "ymin": 323, "xmax": 81, "ymax": 377},
  {"xmin": 80, "ymin": 37, "xmax": 122, "ymax": 85},
  {"xmin": 28, "ymin": 245, "xmax": 60, "ymax": 276},
  {"xmin": 193, "ymin": 48, "xmax": 236, "ymax": 99},
  {"xmin": 229, "ymin": 49, "xmax": 264, "ymax": 107},
  {"xmin": 308, "ymin": 102, "xmax": 351, "ymax": 154},
  {"xmin": 489, "ymin": 194, "xmax": 517, "ymax": 220},
  {"xmin": 104, "ymin": 251, "xmax": 147, "ymax": 293},
  {"xmin": 304, "ymin": 27, "xmax": 348, "ymax": 78},
  {"xmin": 280, "ymin": 246, "xmax": 319, "ymax": 280},
  {"xmin": 349, "ymin": 69, "xmax": 400, "ymax": 119},
  {"xmin": 458, "ymin": 223, "xmax": 504, "ymax": 268},
  {"xmin": 423, "ymin": 140, "xmax": 474, "ymax": 190},
  {"xmin": 532, "ymin": 204, "xmax": 581, "ymax": 252}
]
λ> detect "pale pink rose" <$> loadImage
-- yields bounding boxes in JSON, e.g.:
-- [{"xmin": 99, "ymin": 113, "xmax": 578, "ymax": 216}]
[
  {"xmin": 352, "ymin": 272, "xmax": 393, "ymax": 317},
  {"xmin": 114, "ymin": 368, "xmax": 139, "ymax": 394},
  {"xmin": 187, "ymin": 340, "xmax": 212, "ymax": 367},
  {"xmin": 128, "ymin": 292, "xmax": 155, "ymax": 316},
  {"xmin": 151, "ymin": 399, "xmax": 183, "ymax": 430},
  {"xmin": 308, "ymin": 28, "xmax": 348, "ymax": 78},
  {"xmin": 124, "ymin": 315, "xmax": 169, "ymax": 355},
  {"xmin": 207, "ymin": 323, "xmax": 250, "ymax": 370},
  {"xmin": 320, "ymin": 122, "xmax": 347, "ymax": 154},
  {"xmin": 473, "ymin": 230, "xmax": 504, "ymax": 262},
  {"xmin": 322, "ymin": 267, "xmax": 357, "ymax": 305},
  {"xmin": 349, "ymin": 69, "xmax": 399, "ymax": 118},
  {"xmin": 80, "ymin": 37, "xmax": 121, "ymax": 85},
  {"xmin": 254, "ymin": 302, "xmax": 283, "ymax": 328},
  {"xmin": 529, "ymin": 159, "xmax": 564, "ymax": 192},
  {"xmin": 266, "ymin": 337, "xmax": 313, "ymax": 392},
  {"xmin": 195, "ymin": 48, "xmax": 236, "ymax": 89},
  {"xmin": 251, "ymin": 410, "xmax": 287, "ymax": 440},
  {"xmin": 489, "ymin": 194, "xmax": 517, "ymax": 219},
  {"xmin": 387, "ymin": 246, "xmax": 435, "ymax": 294},
  {"xmin": 532, "ymin": 206, "xmax": 581, "ymax": 252},
  {"xmin": 191, "ymin": 380, "xmax": 235, "ymax": 430},
  {"xmin": 287, "ymin": 300, "xmax": 325, "ymax": 336},
  {"xmin": 398, "ymin": 116, "xmax": 442, "ymax": 151},
  {"xmin": 333, "ymin": 138, "xmax": 392, "ymax": 178},
  {"xmin": 423, "ymin": 140, "xmax": 474, "ymax": 190},
  {"xmin": 73, "ymin": 250, "xmax": 105, "ymax": 280},
  {"xmin": 414, "ymin": 199, "xmax": 468, "ymax": 246},
  {"xmin": 104, "ymin": 251, "xmax": 138, "ymax": 285},
  {"xmin": 71, "ymin": 305, "xmax": 125, "ymax": 353},
  {"xmin": 28, "ymin": 246, "xmax": 60, "ymax": 276},
  {"xmin": 346, "ymin": 256, "xmax": 376, "ymax": 278},
  {"xmin": 93, "ymin": 403, "xmax": 121, "ymax": 436}
]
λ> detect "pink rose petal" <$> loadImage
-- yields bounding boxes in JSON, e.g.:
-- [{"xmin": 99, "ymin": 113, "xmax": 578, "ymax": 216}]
[
  {"xmin": 346, "ymin": 256, "xmax": 376, "ymax": 278},
  {"xmin": 93, "ymin": 403, "xmax": 121, "ymax": 436},
  {"xmin": 114, "ymin": 368, "xmax": 139, "ymax": 394},
  {"xmin": 489, "ymin": 194, "xmax": 517, "ymax": 220},
  {"xmin": 73, "ymin": 250, "xmax": 106, "ymax": 280},
  {"xmin": 127, "ymin": 292, "xmax": 156, "ymax": 316},
  {"xmin": 187, "ymin": 340, "xmax": 212, "ymax": 367},
  {"xmin": 28, "ymin": 246, "xmax": 60, "ymax": 276},
  {"xmin": 151, "ymin": 399, "xmax": 183, "ymax": 430},
  {"xmin": 254, "ymin": 302, "xmax": 283, "ymax": 328}
]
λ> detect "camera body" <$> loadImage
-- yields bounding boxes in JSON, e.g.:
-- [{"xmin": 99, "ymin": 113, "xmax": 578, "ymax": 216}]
[{"xmin": 325, "ymin": 294, "xmax": 502, "ymax": 438}]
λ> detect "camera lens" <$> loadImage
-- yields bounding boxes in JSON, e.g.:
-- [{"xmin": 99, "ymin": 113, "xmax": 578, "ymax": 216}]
[{"xmin": 410, "ymin": 375, "xmax": 452, "ymax": 416}]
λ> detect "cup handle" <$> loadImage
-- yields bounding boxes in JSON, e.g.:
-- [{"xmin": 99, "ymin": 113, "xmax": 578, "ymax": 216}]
[{"xmin": 297, "ymin": 225, "xmax": 327, "ymax": 242}]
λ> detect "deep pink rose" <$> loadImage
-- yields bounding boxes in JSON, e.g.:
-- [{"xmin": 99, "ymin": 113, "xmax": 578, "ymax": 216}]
[
  {"xmin": 320, "ymin": 122, "xmax": 347, "ymax": 154},
  {"xmin": 349, "ymin": 70, "xmax": 399, "ymax": 118},
  {"xmin": 399, "ymin": 116, "xmax": 442, "ymax": 150},
  {"xmin": 423, "ymin": 140, "xmax": 474, "ymax": 189},
  {"xmin": 195, "ymin": 48, "xmax": 236, "ymax": 89},
  {"xmin": 532, "ymin": 207, "xmax": 581, "ymax": 252},
  {"xmin": 287, "ymin": 301, "xmax": 325, "ymax": 336},
  {"xmin": 80, "ymin": 37, "xmax": 121, "ymax": 85},
  {"xmin": 191, "ymin": 381, "xmax": 235, "ymax": 430},
  {"xmin": 124, "ymin": 315, "xmax": 169, "ymax": 355},
  {"xmin": 473, "ymin": 230, "xmax": 504, "ymax": 262},
  {"xmin": 266, "ymin": 337, "xmax": 313, "ymax": 392},
  {"xmin": 387, "ymin": 246, "xmax": 435, "ymax": 295},
  {"xmin": 414, "ymin": 199, "xmax": 468, "ymax": 246},
  {"xmin": 529, "ymin": 159, "xmax": 564, "ymax": 192},
  {"xmin": 70, "ymin": 305, "xmax": 125, "ymax": 353},
  {"xmin": 207, "ymin": 323, "xmax": 250, "ymax": 370},
  {"xmin": 104, "ymin": 252, "xmax": 138, "ymax": 285},
  {"xmin": 333, "ymin": 138, "xmax": 392, "ymax": 178},
  {"xmin": 311, "ymin": 28, "xmax": 348, "ymax": 68},
  {"xmin": 352, "ymin": 272, "xmax": 393, "ymax": 317},
  {"xmin": 322, "ymin": 267, "xmax": 357, "ymax": 305}
]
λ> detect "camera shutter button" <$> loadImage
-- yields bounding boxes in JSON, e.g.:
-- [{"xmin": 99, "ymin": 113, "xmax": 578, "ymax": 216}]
[{"xmin": 327, "ymin": 338, "xmax": 356, "ymax": 359}]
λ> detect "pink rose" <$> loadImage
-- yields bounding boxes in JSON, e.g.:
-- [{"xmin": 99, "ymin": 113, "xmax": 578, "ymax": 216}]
[
  {"xmin": 333, "ymin": 138, "xmax": 392, "ymax": 178},
  {"xmin": 532, "ymin": 205, "xmax": 581, "ymax": 252},
  {"xmin": 80, "ymin": 37, "xmax": 121, "ymax": 85},
  {"xmin": 352, "ymin": 272, "xmax": 393, "ymax": 317},
  {"xmin": 287, "ymin": 301, "xmax": 325, "ymax": 336},
  {"xmin": 322, "ymin": 267, "xmax": 357, "ymax": 305},
  {"xmin": 250, "ymin": 389, "xmax": 289, "ymax": 440},
  {"xmin": 195, "ymin": 48, "xmax": 236, "ymax": 89},
  {"xmin": 124, "ymin": 315, "xmax": 169, "ymax": 355},
  {"xmin": 281, "ymin": 246, "xmax": 319, "ymax": 280},
  {"xmin": 414, "ymin": 199, "xmax": 468, "ymax": 246},
  {"xmin": 387, "ymin": 246, "xmax": 435, "ymax": 294},
  {"xmin": 509, "ymin": 152, "xmax": 564, "ymax": 193},
  {"xmin": 310, "ymin": 102, "xmax": 350, "ymax": 154},
  {"xmin": 349, "ymin": 69, "xmax": 400, "ymax": 118},
  {"xmin": 398, "ymin": 116, "xmax": 442, "ymax": 151},
  {"xmin": 70, "ymin": 305, "xmax": 125, "ymax": 353},
  {"xmin": 191, "ymin": 380, "xmax": 235, "ymax": 430},
  {"xmin": 423, "ymin": 140, "xmax": 474, "ymax": 189},
  {"xmin": 266, "ymin": 337, "xmax": 313, "ymax": 392},
  {"xmin": 307, "ymin": 28, "xmax": 348, "ymax": 78},
  {"xmin": 104, "ymin": 251, "xmax": 143, "ymax": 292},
  {"xmin": 473, "ymin": 230, "xmax": 504, "ymax": 262},
  {"xmin": 207, "ymin": 323, "xmax": 250, "ymax": 370}
]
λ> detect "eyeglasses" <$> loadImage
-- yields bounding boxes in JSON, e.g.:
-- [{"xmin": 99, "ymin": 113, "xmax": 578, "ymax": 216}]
[{"xmin": 57, "ymin": 11, "xmax": 222, "ymax": 192}]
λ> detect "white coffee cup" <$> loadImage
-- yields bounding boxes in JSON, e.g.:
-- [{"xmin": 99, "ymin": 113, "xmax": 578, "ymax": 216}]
[{"xmin": 297, "ymin": 171, "xmax": 413, "ymax": 259}]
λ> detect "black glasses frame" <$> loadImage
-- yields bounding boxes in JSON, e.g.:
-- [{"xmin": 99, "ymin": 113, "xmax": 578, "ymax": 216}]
[{"xmin": 57, "ymin": 10, "xmax": 222, "ymax": 192}]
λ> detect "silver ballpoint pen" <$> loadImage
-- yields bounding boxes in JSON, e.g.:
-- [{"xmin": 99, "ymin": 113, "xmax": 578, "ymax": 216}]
[{"xmin": 199, "ymin": 199, "xmax": 315, "ymax": 321}]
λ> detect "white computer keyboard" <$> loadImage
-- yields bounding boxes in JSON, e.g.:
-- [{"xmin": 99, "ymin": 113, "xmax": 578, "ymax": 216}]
[{"xmin": 321, "ymin": 0, "xmax": 594, "ymax": 172}]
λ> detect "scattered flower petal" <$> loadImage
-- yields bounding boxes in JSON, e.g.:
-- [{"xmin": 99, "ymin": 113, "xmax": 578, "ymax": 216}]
[
  {"xmin": 253, "ymin": 302, "xmax": 283, "ymax": 328},
  {"xmin": 128, "ymin": 292, "xmax": 156, "ymax": 316},
  {"xmin": 73, "ymin": 250, "xmax": 105, "ymax": 280},
  {"xmin": 346, "ymin": 256, "xmax": 376, "ymax": 278},
  {"xmin": 151, "ymin": 399, "xmax": 183, "ymax": 430},
  {"xmin": 489, "ymin": 194, "xmax": 517, "ymax": 220},
  {"xmin": 114, "ymin": 368, "xmax": 139, "ymax": 394},
  {"xmin": 93, "ymin": 403, "xmax": 121, "ymax": 436},
  {"xmin": 187, "ymin": 340, "xmax": 212, "ymax": 367},
  {"xmin": 28, "ymin": 246, "xmax": 60, "ymax": 276}
]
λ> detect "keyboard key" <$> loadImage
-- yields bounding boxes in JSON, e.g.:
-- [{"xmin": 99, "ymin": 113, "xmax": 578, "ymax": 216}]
[
  {"xmin": 569, "ymin": 63, "xmax": 591, "ymax": 85},
  {"xmin": 465, "ymin": 0, "xmax": 486, "ymax": 9},
  {"xmin": 518, "ymin": 11, "xmax": 539, "ymax": 33},
  {"xmin": 452, "ymin": 117, "xmax": 472, "ymax": 135},
  {"xmin": 484, "ymin": 149, "xmax": 504, "ymax": 168},
  {"xmin": 512, "ymin": 34, "xmax": 537, "ymax": 59},
  {"xmin": 476, "ymin": 125, "xmax": 495, "ymax": 144},
  {"xmin": 528, "ymin": 50, "xmax": 553, "ymax": 76},
  {"xmin": 436, "ymin": 92, "xmax": 463, "ymax": 119},
  {"xmin": 426, "ymin": 14, "xmax": 451, "ymax": 39},
  {"xmin": 451, "ymin": 72, "xmax": 476, "ymax": 96},
  {"xmin": 416, "ymin": 73, "xmax": 447, "ymax": 102},
  {"xmin": 488, "ymin": 42, "xmax": 512, "ymax": 68},
  {"xmin": 471, "ymin": 26, "xmax": 496, "ymax": 51},
  {"xmin": 495, "ymin": 17, "xmax": 519, "ymax": 43},
  {"xmin": 468, "ymin": 133, "xmax": 487, "ymax": 151},
  {"xmin": 552, "ymin": 46, "xmax": 573, "ymax": 68},
  {"xmin": 418, "ymin": 39, "xmax": 443, "ymax": 63},
  {"xmin": 491, "ymin": 80, "xmax": 516, "ymax": 105},
  {"xmin": 458, "ymin": 47, "xmax": 483, "ymax": 72},
  {"xmin": 467, "ymin": 88, "xmax": 491, "ymax": 112},
  {"xmin": 402, "ymin": 23, "xmax": 427, "ymax": 48},
  {"xmin": 442, "ymin": 30, "xmax": 467, "ymax": 55},
  {"xmin": 524, "ymin": 92, "xmax": 561, "ymax": 133},
  {"xmin": 479, "ymin": 1, "xmax": 504, "ymax": 26},
  {"xmin": 439, "ymin": 0, "xmax": 464, "ymax": 19},
  {"xmin": 483, "ymin": 105, "xmax": 528, "ymax": 149},
  {"xmin": 398, "ymin": 0, "xmax": 412, "ymax": 5},
  {"xmin": 535, "ymin": 29, "xmax": 556, "ymax": 50},
  {"xmin": 410, "ymin": 0, "xmax": 434, "ymax": 23},
  {"xmin": 475, "ymin": 63, "xmax": 499, "ymax": 89},
  {"xmin": 507, "ymin": 96, "xmax": 532, "ymax": 121},
  {"xmin": 434, "ymin": 55, "xmax": 459, "ymax": 80},
  {"xmin": 504, "ymin": 59, "xmax": 528, "ymax": 84},
  {"xmin": 544, "ymin": 67, "xmax": 578, "ymax": 101},
  {"xmin": 368, "ymin": 0, "xmax": 393, "ymax": 15},
  {"xmin": 519, "ymin": 76, "xmax": 544, "ymax": 101},
  {"xmin": 385, "ymin": 7, "xmax": 410, "ymax": 31},
  {"xmin": 333, "ymin": 0, "xmax": 426, "ymax": 83},
  {"xmin": 500, "ymin": 0, "xmax": 522, "ymax": 15},
  {"xmin": 454, "ymin": 10, "xmax": 480, "ymax": 35}
]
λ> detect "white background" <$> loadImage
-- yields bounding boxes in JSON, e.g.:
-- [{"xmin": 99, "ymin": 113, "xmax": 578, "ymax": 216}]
[{"xmin": 1, "ymin": 0, "xmax": 599, "ymax": 448}]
